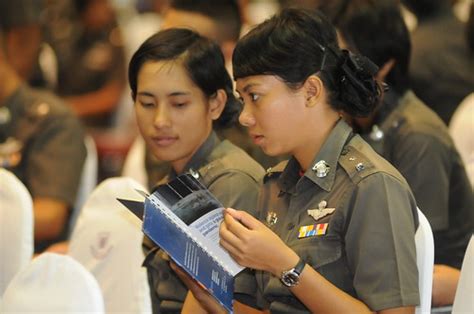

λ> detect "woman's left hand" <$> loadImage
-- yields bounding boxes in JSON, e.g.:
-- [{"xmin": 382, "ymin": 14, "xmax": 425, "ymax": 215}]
[{"xmin": 219, "ymin": 208, "xmax": 299, "ymax": 276}]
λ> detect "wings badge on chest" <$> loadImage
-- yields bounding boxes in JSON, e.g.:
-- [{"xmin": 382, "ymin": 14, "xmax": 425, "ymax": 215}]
[{"xmin": 307, "ymin": 200, "xmax": 335, "ymax": 221}]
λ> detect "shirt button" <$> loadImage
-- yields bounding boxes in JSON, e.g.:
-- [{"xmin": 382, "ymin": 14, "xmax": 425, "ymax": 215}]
[{"xmin": 287, "ymin": 222, "xmax": 295, "ymax": 230}]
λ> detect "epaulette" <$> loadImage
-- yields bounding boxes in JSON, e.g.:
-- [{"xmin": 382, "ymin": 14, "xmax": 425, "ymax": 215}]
[
  {"xmin": 338, "ymin": 145, "xmax": 377, "ymax": 185},
  {"xmin": 263, "ymin": 160, "xmax": 288, "ymax": 184},
  {"xmin": 194, "ymin": 159, "xmax": 223, "ymax": 187}
]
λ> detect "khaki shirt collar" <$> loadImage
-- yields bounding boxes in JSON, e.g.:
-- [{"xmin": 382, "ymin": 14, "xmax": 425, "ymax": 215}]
[
  {"xmin": 279, "ymin": 119, "xmax": 352, "ymax": 193},
  {"xmin": 168, "ymin": 131, "xmax": 220, "ymax": 180}
]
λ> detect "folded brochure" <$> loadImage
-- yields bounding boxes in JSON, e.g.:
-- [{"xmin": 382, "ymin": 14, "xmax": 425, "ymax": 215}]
[{"xmin": 118, "ymin": 173, "xmax": 244, "ymax": 313}]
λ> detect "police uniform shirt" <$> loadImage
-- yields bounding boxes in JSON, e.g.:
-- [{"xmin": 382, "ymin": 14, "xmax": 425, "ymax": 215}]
[
  {"xmin": 363, "ymin": 90, "xmax": 474, "ymax": 269},
  {"xmin": 0, "ymin": 85, "xmax": 87, "ymax": 251},
  {"xmin": 236, "ymin": 119, "xmax": 420, "ymax": 313},
  {"xmin": 142, "ymin": 131, "xmax": 264, "ymax": 314}
]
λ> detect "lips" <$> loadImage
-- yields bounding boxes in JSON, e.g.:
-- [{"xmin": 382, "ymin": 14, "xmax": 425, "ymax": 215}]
[
  {"xmin": 151, "ymin": 135, "xmax": 178, "ymax": 147},
  {"xmin": 250, "ymin": 133, "xmax": 264, "ymax": 145}
]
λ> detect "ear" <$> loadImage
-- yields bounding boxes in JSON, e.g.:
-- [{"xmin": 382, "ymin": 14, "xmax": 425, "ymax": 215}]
[
  {"xmin": 303, "ymin": 75, "xmax": 324, "ymax": 107},
  {"xmin": 376, "ymin": 58, "xmax": 396, "ymax": 82},
  {"xmin": 208, "ymin": 89, "xmax": 227, "ymax": 120}
]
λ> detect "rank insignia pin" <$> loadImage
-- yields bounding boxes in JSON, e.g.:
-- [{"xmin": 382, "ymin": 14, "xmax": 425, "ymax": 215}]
[
  {"xmin": 307, "ymin": 200, "xmax": 336, "ymax": 221},
  {"xmin": 312, "ymin": 160, "xmax": 330, "ymax": 178},
  {"xmin": 298, "ymin": 223, "xmax": 328, "ymax": 238},
  {"xmin": 266, "ymin": 211, "xmax": 278, "ymax": 226}
]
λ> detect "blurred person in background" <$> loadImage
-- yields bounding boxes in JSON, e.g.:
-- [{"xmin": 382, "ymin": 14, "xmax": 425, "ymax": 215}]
[
  {"xmin": 402, "ymin": 0, "xmax": 474, "ymax": 125},
  {"xmin": 450, "ymin": 2, "xmax": 474, "ymax": 187},
  {"xmin": 324, "ymin": 0, "xmax": 474, "ymax": 306},
  {"xmin": 53, "ymin": 0, "xmax": 126, "ymax": 130},
  {"xmin": 0, "ymin": 1, "xmax": 86, "ymax": 253}
]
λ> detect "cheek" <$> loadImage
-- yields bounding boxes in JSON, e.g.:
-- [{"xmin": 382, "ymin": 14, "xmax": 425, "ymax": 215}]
[{"xmin": 134, "ymin": 107, "xmax": 152, "ymax": 132}]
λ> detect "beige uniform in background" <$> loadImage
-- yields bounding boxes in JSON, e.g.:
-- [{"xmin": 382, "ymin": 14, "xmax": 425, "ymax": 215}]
[{"xmin": 0, "ymin": 84, "xmax": 86, "ymax": 252}]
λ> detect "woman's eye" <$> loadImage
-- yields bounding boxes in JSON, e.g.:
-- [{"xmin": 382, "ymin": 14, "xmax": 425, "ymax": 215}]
[
  {"xmin": 139, "ymin": 101, "xmax": 154, "ymax": 108},
  {"xmin": 250, "ymin": 93, "xmax": 259, "ymax": 102},
  {"xmin": 172, "ymin": 103, "xmax": 188, "ymax": 108}
]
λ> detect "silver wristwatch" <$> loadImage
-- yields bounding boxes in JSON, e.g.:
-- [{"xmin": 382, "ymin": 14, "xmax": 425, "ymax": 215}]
[{"xmin": 280, "ymin": 258, "xmax": 305, "ymax": 287}]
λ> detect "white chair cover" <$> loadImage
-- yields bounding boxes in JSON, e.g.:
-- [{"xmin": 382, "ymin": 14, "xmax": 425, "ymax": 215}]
[
  {"xmin": 121, "ymin": 136, "xmax": 148, "ymax": 188},
  {"xmin": 0, "ymin": 169, "xmax": 33, "ymax": 297},
  {"xmin": 68, "ymin": 177, "xmax": 151, "ymax": 313},
  {"xmin": 415, "ymin": 208, "xmax": 435, "ymax": 314},
  {"xmin": 452, "ymin": 235, "xmax": 474, "ymax": 314},
  {"xmin": 1, "ymin": 253, "xmax": 104, "ymax": 313},
  {"xmin": 70, "ymin": 135, "xmax": 98, "ymax": 233}
]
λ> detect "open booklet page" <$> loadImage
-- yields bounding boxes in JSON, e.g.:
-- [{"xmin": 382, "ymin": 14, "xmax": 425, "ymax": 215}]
[{"xmin": 143, "ymin": 173, "xmax": 244, "ymax": 313}]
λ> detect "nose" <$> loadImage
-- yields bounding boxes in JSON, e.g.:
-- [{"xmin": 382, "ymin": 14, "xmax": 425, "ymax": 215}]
[
  {"xmin": 153, "ymin": 105, "xmax": 171, "ymax": 129},
  {"xmin": 238, "ymin": 102, "xmax": 256, "ymax": 127}
]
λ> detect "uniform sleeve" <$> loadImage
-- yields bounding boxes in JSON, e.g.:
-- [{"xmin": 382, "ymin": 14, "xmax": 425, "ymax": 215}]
[
  {"xmin": 392, "ymin": 132, "xmax": 451, "ymax": 230},
  {"xmin": 345, "ymin": 173, "xmax": 419, "ymax": 311},
  {"xmin": 207, "ymin": 170, "xmax": 262, "ymax": 305},
  {"xmin": 207, "ymin": 170, "xmax": 261, "ymax": 214},
  {"xmin": 27, "ymin": 114, "xmax": 86, "ymax": 206}
]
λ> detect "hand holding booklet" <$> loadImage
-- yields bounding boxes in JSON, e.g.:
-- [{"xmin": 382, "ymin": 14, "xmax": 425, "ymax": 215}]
[{"xmin": 118, "ymin": 173, "xmax": 244, "ymax": 313}]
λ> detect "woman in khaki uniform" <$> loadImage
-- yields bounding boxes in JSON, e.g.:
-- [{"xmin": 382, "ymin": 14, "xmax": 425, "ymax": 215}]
[
  {"xmin": 128, "ymin": 28, "xmax": 264, "ymax": 313},
  {"xmin": 180, "ymin": 8, "xmax": 420, "ymax": 314}
]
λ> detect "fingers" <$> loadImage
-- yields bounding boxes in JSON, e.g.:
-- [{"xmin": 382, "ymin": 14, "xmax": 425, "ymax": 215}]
[
  {"xmin": 170, "ymin": 262, "xmax": 206, "ymax": 290},
  {"xmin": 225, "ymin": 207, "xmax": 261, "ymax": 230}
]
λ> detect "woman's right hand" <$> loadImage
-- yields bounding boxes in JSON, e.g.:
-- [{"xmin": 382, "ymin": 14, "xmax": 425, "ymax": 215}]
[{"xmin": 219, "ymin": 208, "xmax": 300, "ymax": 277}]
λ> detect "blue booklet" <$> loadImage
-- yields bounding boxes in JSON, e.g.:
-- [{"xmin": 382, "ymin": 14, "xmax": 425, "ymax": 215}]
[{"xmin": 119, "ymin": 174, "xmax": 244, "ymax": 313}]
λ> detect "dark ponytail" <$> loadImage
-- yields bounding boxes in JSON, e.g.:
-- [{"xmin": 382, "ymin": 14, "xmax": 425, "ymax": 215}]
[{"xmin": 233, "ymin": 8, "xmax": 382, "ymax": 117}]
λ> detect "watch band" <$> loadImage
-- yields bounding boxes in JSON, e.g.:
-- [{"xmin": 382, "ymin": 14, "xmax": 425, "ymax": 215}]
[
  {"xmin": 280, "ymin": 257, "xmax": 306, "ymax": 287},
  {"xmin": 293, "ymin": 258, "xmax": 306, "ymax": 275}
]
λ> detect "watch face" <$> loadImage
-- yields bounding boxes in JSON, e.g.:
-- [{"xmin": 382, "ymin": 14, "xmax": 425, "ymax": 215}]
[{"xmin": 281, "ymin": 270, "xmax": 299, "ymax": 287}]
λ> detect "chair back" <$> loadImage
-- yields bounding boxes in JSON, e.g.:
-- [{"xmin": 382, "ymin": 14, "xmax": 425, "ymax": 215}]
[
  {"xmin": 415, "ymin": 208, "xmax": 435, "ymax": 314},
  {"xmin": 1, "ymin": 253, "xmax": 104, "ymax": 313},
  {"xmin": 0, "ymin": 169, "xmax": 33, "ymax": 297},
  {"xmin": 70, "ymin": 135, "xmax": 98, "ymax": 233},
  {"xmin": 121, "ymin": 136, "xmax": 148, "ymax": 188},
  {"xmin": 68, "ymin": 177, "xmax": 151, "ymax": 313},
  {"xmin": 452, "ymin": 235, "xmax": 474, "ymax": 314}
]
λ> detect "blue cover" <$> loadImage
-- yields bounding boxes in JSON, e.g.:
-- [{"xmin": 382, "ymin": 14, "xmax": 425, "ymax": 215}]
[{"xmin": 143, "ymin": 196, "xmax": 235, "ymax": 313}]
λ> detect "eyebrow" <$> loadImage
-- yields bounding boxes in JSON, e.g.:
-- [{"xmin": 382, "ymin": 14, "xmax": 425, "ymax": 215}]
[
  {"xmin": 168, "ymin": 91, "xmax": 191, "ymax": 97},
  {"xmin": 237, "ymin": 83, "xmax": 259, "ymax": 95},
  {"xmin": 137, "ymin": 91, "xmax": 191, "ymax": 97}
]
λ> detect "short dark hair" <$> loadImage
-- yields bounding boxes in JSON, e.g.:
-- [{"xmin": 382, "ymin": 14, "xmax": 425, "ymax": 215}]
[
  {"xmin": 129, "ymin": 28, "xmax": 240, "ymax": 129},
  {"xmin": 233, "ymin": 8, "xmax": 381, "ymax": 117},
  {"xmin": 401, "ymin": 0, "xmax": 450, "ymax": 19},
  {"xmin": 170, "ymin": 0, "xmax": 242, "ymax": 42},
  {"xmin": 326, "ymin": 0, "xmax": 411, "ymax": 94}
]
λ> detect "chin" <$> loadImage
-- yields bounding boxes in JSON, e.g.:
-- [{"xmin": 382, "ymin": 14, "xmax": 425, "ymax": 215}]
[{"xmin": 261, "ymin": 145, "xmax": 283, "ymax": 157}]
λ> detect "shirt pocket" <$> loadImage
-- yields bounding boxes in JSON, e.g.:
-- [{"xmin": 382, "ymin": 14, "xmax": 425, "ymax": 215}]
[{"xmin": 291, "ymin": 234, "xmax": 342, "ymax": 270}]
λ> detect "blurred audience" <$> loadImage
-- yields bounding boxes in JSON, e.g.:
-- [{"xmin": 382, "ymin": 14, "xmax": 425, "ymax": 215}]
[
  {"xmin": 403, "ymin": 0, "xmax": 474, "ymax": 125},
  {"xmin": 48, "ymin": 0, "xmax": 127, "ymax": 129},
  {"xmin": 450, "ymin": 3, "xmax": 474, "ymax": 188},
  {"xmin": 324, "ymin": 0, "xmax": 473, "ymax": 306},
  {"xmin": 0, "ymin": 0, "xmax": 86, "ymax": 253}
]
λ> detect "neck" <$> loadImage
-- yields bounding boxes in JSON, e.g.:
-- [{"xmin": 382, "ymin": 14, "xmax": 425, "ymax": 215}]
[{"xmin": 293, "ymin": 112, "xmax": 340, "ymax": 171}]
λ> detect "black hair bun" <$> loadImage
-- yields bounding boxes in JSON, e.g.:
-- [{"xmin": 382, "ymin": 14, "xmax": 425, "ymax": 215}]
[{"xmin": 336, "ymin": 49, "xmax": 382, "ymax": 117}]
